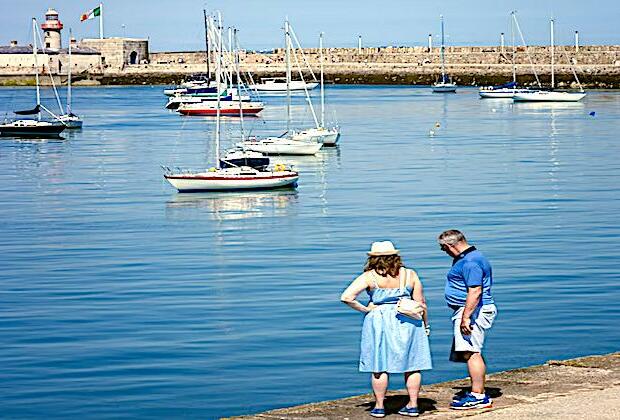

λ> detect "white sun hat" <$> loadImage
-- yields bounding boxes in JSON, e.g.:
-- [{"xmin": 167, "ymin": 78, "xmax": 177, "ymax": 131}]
[{"xmin": 367, "ymin": 241, "xmax": 400, "ymax": 256}]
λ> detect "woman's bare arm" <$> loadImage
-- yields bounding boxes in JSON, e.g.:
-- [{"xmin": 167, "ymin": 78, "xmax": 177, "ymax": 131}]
[{"xmin": 340, "ymin": 274, "xmax": 373, "ymax": 313}]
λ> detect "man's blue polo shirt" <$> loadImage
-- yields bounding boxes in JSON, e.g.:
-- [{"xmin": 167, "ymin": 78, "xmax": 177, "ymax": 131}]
[{"xmin": 445, "ymin": 246, "xmax": 494, "ymax": 307}]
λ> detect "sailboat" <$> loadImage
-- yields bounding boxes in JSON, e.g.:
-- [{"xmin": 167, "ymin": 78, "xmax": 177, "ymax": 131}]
[
  {"xmin": 164, "ymin": 13, "xmax": 299, "ymax": 192},
  {"xmin": 290, "ymin": 32, "xmax": 340, "ymax": 146},
  {"xmin": 432, "ymin": 15, "xmax": 457, "ymax": 93},
  {"xmin": 238, "ymin": 18, "xmax": 323, "ymax": 156},
  {"xmin": 479, "ymin": 12, "xmax": 533, "ymax": 99},
  {"xmin": 176, "ymin": 14, "xmax": 264, "ymax": 116},
  {"xmin": 513, "ymin": 18, "xmax": 586, "ymax": 102},
  {"xmin": 0, "ymin": 18, "xmax": 66, "ymax": 138},
  {"xmin": 248, "ymin": 20, "xmax": 319, "ymax": 93},
  {"xmin": 58, "ymin": 30, "xmax": 83, "ymax": 128}
]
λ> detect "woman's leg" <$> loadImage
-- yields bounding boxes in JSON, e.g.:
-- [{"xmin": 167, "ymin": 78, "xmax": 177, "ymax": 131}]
[
  {"xmin": 404, "ymin": 371, "xmax": 421, "ymax": 408},
  {"xmin": 371, "ymin": 372, "xmax": 389, "ymax": 408}
]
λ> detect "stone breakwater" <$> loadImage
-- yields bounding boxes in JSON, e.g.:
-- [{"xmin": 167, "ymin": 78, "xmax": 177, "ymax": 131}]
[
  {"xmin": 1, "ymin": 45, "xmax": 619, "ymax": 87},
  {"xmin": 222, "ymin": 352, "xmax": 620, "ymax": 419}
]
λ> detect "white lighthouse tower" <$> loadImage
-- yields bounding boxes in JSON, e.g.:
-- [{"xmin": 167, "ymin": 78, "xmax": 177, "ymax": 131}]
[{"xmin": 41, "ymin": 8, "xmax": 63, "ymax": 50}]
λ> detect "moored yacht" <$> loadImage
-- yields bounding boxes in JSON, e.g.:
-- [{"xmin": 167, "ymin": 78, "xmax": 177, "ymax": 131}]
[
  {"xmin": 164, "ymin": 165, "xmax": 298, "ymax": 192},
  {"xmin": 177, "ymin": 100, "xmax": 264, "ymax": 116},
  {"xmin": 164, "ymin": 11, "xmax": 299, "ymax": 193},
  {"xmin": 513, "ymin": 90, "xmax": 586, "ymax": 102},
  {"xmin": 0, "ymin": 119, "xmax": 65, "ymax": 138},
  {"xmin": 290, "ymin": 127, "xmax": 339, "ymax": 146},
  {"xmin": 512, "ymin": 18, "xmax": 586, "ymax": 103},
  {"xmin": 432, "ymin": 15, "xmax": 457, "ymax": 93},
  {"xmin": 239, "ymin": 136, "xmax": 323, "ymax": 156}
]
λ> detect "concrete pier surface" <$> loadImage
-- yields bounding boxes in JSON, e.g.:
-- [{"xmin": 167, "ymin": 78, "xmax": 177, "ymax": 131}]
[{"xmin": 222, "ymin": 352, "xmax": 620, "ymax": 419}]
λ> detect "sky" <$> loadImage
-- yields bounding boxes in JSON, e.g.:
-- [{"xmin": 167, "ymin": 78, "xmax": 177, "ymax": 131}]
[{"xmin": 0, "ymin": 0, "xmax": 618, "ymax": 51}]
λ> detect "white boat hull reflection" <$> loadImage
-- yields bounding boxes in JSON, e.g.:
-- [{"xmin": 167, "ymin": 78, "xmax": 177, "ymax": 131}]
[{"xmin": 513, "ymin": 91, "xmax": 586, "ymax": 102}]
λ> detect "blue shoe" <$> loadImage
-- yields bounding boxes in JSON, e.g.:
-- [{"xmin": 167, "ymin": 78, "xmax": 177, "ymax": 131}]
[
  {"xmin": 452, "ymin": 390, "xmax": 467, "ymax": 402},
  {"xmin": 398, "ymin": 405, "xmax": 420, "ymax": 417},
  {"xmin": 450, "ymin": 393, "xmax": 492, "ymax": 410},
  {"xmin": 370, "ymin": 407, "xmax": 385, "ymax": 417}
]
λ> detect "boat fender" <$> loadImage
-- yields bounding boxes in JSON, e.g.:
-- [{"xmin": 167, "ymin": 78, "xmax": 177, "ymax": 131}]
[
  {"xmin": 274, "ymin": 164, "xmax": 286, "ymax": 172},
  {"xmin": 208, "ymin": 167, "xmax": 217, "ymax": 172}
]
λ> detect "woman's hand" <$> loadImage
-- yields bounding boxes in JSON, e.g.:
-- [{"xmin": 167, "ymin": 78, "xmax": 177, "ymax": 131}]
[{"xmin": 367, "ymin": 302, "xmax": 377, "ymax": 312}]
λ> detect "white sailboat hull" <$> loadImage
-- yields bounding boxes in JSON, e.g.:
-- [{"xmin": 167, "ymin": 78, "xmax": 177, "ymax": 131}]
[
  {"xmin": 432, "ymin": 83, "xmax": 457, "ymax": 93},
  {"xmin": 513, "ymin": 91, "xmax": 586, "ymax": 102},
  {"xmin": 58, "ymin": 114, "xmax": 83, "ymax": 128},
  {"xmin": 165, "ymin": 169, "xmax": 299, "ymax": 192},
  {"xmin": 249, "ymin": 80, "xmax": 319, "ymax": 92},
  {"xmin": 240, "ymin": 138, "xmax": 323, "ymax": 155},
  {"xmin": 479, "ymin": 88, "xmax": 531, "ymax": 98},
  {"xmin": 291, "ymin": 127, "xmax": 340, "ymax": 146}
]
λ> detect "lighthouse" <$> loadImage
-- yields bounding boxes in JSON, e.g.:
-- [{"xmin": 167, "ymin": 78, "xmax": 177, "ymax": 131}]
[{"xmin": 41, "ymin": 8, "xmax": 63, "ymax": 50}]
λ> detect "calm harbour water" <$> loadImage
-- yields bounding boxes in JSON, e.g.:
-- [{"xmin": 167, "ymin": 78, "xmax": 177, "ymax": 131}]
[{"xmin": 1, "ymin": 85, "xmax": 619, "ymax": 419}]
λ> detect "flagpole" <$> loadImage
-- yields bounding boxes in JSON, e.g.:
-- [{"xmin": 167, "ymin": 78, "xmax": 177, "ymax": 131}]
[{"xmin": 99, "ymin": 3, "xmax": 104, "ymax": 39}]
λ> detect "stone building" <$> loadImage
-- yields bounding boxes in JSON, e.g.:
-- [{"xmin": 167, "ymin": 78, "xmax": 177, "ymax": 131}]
[{"xmin": 80, "ymin": 38, "xmax": 149, "ymax": 70}]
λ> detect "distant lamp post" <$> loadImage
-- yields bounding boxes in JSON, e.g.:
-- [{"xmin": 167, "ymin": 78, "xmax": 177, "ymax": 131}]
[
  {"xmin": 428, "ymin": 33, "xmax": 432, "ymax": 52},
  {"xmin": 575, "ymin": 30, "xmax": 579, "ymax": 52},
  {"xmin": 500, "ymin": 32, "xmax": 505, "ymax": 52},
  {"xmin": 358, "ymin": 35, "xmax": 362, "ymax": 54},
  {"xmin": 122, "ymin": 24, "xmax": 126, "ymax": 38}
]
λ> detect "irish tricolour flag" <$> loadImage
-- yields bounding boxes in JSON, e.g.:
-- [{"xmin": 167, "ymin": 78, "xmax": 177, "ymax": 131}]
[{"xmin": 80, "ymin": 5, "xmax": 101, "ymax": 22}]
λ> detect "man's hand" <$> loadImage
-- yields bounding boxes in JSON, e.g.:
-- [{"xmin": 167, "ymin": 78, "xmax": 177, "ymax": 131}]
[{"xmin": 460, "ymin": 317, "xmax": 472, "ymax": 335}]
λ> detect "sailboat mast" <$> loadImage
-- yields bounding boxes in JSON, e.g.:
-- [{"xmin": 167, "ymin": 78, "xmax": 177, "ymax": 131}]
[
  {"xmin": 511, "ymin": 11, "xmax": 516, "ymax": 84},
  {"xmin": 550, "ymin": 18, "xmax": 555, "ymax": 89},
  {"xmin": 68, "ymin": 28, "xmax": 72, "ymax": 114},
  {"xmin": 234, "ymin": 28, "xmax": 245, "ymax": 140},
  {"xmin": 320, "ymin": 32, "xmax": 325, "ymax": 128},
  {"xmin": 32, "ymin": 18, "xmax": 41, "ymax": 120},
  {"xmin": 440, "ymin": 15, "xmax": 446, "ymax": 82},
  {"xmin": 228, "ymin": 27, "xmax": 233, "ymax": 90},
  {"xmin": 203, "ymin": 9, "xmax": 210, "ymax": 81},
  {"xmin": 215, "ymin": 12, "xmax": 222, "ymax": 169},
  {"xmin": 285, "ymin": 18, "xmax": 291, "ymax": 132}
]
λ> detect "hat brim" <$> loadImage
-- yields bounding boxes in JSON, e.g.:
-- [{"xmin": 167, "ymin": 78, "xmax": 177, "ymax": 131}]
[{"xmin": 367, "ymin": 250, "xmax": 400, "ymax": 256}]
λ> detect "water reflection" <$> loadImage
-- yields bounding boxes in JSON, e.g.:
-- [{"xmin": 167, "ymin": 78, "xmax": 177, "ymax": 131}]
[
  {"xmin": 165, "ymin": 188, "xmax": 299, "ymax": 221},
  {"xmin": 512, "ymin": 101, "xmax": 585, "ymax": 112}
]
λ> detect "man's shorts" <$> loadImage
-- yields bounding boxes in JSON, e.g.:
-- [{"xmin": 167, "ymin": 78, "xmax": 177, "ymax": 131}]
[{"xmin": 450, "ymin": 304, "xmax": 497, "ymax": 363}]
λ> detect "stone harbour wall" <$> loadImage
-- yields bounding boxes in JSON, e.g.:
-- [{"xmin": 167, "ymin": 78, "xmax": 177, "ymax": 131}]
[{"xmin": 2, "ymin": 45, "xmax": 620, "ymax": 87}]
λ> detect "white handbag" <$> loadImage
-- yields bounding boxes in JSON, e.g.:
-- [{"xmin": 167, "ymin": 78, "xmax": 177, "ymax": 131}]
[{"xmin": 396, "ymin": 268, "xmax": 426, "ymax": 320}]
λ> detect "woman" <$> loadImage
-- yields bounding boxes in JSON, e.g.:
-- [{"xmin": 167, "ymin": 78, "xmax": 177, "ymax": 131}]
[{"xmin": 341, "ymin": 241, "xmax": 432, "ymax": 418}]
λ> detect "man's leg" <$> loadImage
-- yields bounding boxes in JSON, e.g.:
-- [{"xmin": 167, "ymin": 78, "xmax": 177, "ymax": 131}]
[{"xmin": 463, "ymin": 351, "xmax": 486, "ymax": 394}]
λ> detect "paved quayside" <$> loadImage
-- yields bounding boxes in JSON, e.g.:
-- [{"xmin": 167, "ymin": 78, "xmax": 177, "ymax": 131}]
[{"xmin": 223, "ymin": 352, "xmax": 620, "ymax": 419}]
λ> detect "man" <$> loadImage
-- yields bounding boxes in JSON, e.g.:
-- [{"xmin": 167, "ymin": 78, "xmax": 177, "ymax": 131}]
[{"xmin": 438, "ymin": 229, "xmax": 497, "ymax": 410}]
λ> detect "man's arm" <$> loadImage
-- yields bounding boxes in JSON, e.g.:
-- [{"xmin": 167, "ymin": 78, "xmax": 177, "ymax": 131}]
[
  {"xmin": 460, "ymin": 261, "xmax": 484, "ymax": 335},
  {"xmin": 460, "ymin": 286, "xmax": 482, "ymax": 335}
]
